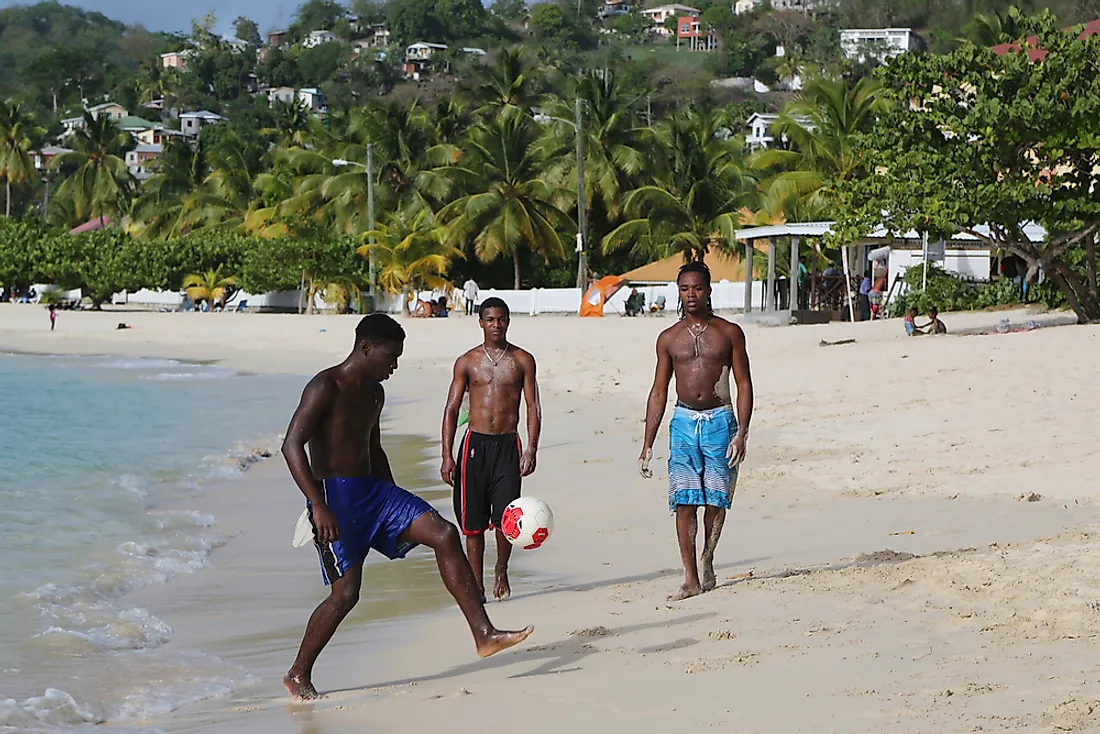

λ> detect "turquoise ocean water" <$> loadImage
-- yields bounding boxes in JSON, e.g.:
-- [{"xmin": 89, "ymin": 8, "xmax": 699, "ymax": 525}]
[{"xmin": 0, "ymin": 354, "xmax": 301, "ymax": 732}]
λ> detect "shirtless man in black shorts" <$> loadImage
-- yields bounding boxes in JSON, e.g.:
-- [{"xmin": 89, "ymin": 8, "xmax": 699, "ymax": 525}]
[
  {"xmin": 441, "ymin": 297, "xmax": 541, "ymax": 602},
  {"xmin": 640, "ymin": 262, "xmax": 754, "ymax": 601},
  {"xmin": 281, "ymin": 314, "xmax": 532, "ymax": 700}
]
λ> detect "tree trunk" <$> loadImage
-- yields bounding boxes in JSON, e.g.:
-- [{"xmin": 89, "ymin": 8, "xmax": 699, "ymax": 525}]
[
  {"xmin": 402, "ymin": 286, "xmax": 411, "ymax": 315},
  {"xmin": 1048, "ymin": 260, "xmax": 1100, "ymax": 323},
  {"xmin": 512, "ymin": 248, "xmax": 521, "ymax": 289},
  {"xmin": 1087, "ymin": 233, "xmax": 1098, "ymax": 301},
  {"xmin": 4, "ymin": 178, "xmax": 10, "ymax": 218}
]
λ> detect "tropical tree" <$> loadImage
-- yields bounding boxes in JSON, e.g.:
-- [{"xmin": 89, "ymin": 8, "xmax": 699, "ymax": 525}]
[
  {"xmin": 0, "ymin": 101, "xmax": 42, "ymax": 218},
  {"xmin": 603, "ymin": 108, "xmax": 757, "ymax": 263},
  {"xmin": 176, "ymin": 126, "xmax": 278, "ymax": 235},
  {"xmin": 182, "ymin": 265, "xmax": 238, "ymax": 309},
  {"xmin": 131, "ymin": 137, "xmax": 208, "ymax": 238},
  {"xmin": 750, "ymin": 75, "xmax": 891, "ymax": 218},
  {"xmin": 55, "ymin": 112, "xmax": 135, "ymax": 227},
  {"xmin": 360, "ymin": 208, "xmax": 462, "ymax": 313},
  {"xmin": 467, "ymin": 46, "xmax": 546, "ymax": 116},
  {"xmin": 962, "ymin": 5, "xmax": 1026, "ymax": 46},
  {"xmin": 440, "ymin": 110, "xmax": 573, "ymax": 288}
]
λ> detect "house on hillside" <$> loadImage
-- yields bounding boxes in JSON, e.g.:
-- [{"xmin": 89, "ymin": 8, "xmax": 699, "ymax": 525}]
[
  {"xmin": 676, "ymin": 15, "xmax": 716, "ymax": 51},
  {"xmin": 134, "ymin": 127, "xmax": 186, "ymax": 146},
  {"xmin": 88, "ymin": 102, "xmax": 127, "ymax": 121},
  {"xmin": 266, "ymin": 86, "xmax": 297, "ymax": 104},
  {"xmin": 404, "ymin": 42, "xmax": 448, "ymax": 77},
  {"xmin": 734, "ymin": 0, "xmax": 763, "ymax": 14},
  {"xmin": 641, "ymin": 4, "xmax": 699, "ymax": 35},
  {"xmin": 771, "ymin": 0, "xmax": 825, "ymax": 13},
  {"xmin": 991, "ymin": 17, "xmax": 1100, "ymax": 61},
  {"xmin": 297, "ymin": 88, "xmax": 326, "ymax": 111},
  {"xmin": 599, "ymin": 1, "xmax": 633, "ymax": 18},
  {"xmin": 60, "ymin": 116, "xmax": 85, "ymax": 138},
  {"xmin": 268, "ymin": 30, "xmax": 288, "ymax": 48},
  {"xmin": 363, "ymin": 23, "xmax": 390, "ymax": 48},
  {"xmin": 32, "ymin": 146, "xmax": 72, "ymax": 171},
  {"xmin": 160, "ymin": 50, "xmax": 192, "ymax": 70},
  {"xmin": 223, "ymin": 36, "xmax": 249, "ymax": 52},
  {"xmin": 126, "ymin": 144, "xmax": 162, "ymax": 181},
  {"xmin": 745, "ymin": 112, "xmax": 816, "ymax": 150},
  {"xmin": 116, "ymin": 116, "xmax": 159, "ymax": 135},
  {"xmin": 179, "ymin": 110, "xmax": 226, "ymax": 137},
  {"xmin": 839, "ymin": 28, "xmax": 919, "ymax": 62},
  {"xmin": 304, "ymin": 29, "xmax": 338, "ymax": 48}
]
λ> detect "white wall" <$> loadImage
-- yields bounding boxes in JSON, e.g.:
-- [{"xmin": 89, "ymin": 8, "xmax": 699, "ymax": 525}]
[{"xmin": 887, "ymin": 249, "xmax": 992, "ymax": 295}]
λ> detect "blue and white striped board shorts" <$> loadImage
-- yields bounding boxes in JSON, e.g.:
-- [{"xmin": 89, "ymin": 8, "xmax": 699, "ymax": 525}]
[{"xmin": 667, "ymin": 404, "xmax": 738, "ymax": 512}]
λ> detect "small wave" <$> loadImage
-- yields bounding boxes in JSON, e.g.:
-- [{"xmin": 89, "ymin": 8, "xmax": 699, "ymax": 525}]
[
  {"xmin": 141, "ymin": 370, "xmax": 237, "ymax": 381},
  {"xmin": 0, "ymin": 688, "xmax": 102, "ymax": 729},
  {"xmin": 88, "ymin": 358, "xmax": 183, "ymax": 370},
  {"xmin": 40, "ymin": 608, "xmax": 173, "ymax": 651}
]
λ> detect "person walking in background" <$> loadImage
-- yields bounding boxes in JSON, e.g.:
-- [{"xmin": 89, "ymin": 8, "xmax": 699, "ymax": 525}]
[
  {"xmin": 858, "ymin": 271, "xmax": 872, "ymax": 322},
  {"xmin": 463, "ymin": 278, "xmax": 479, "ymax": 316},
  {"xmin": 48, "ymin": 304, "xmax": 57, "ymax": 331},
  {"xmin": 797, "ymin": 256, "xmax": 809, "ymax": 310}
]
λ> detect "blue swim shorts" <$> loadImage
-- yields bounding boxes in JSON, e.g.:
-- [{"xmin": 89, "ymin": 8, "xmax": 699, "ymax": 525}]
[
  {"xmin": 309, "ymin": 476, "xmax": 433, "ymax": 585},
  {"xmin": 668, "ymin": 404, "xmax": 738, "ymax": 512}
]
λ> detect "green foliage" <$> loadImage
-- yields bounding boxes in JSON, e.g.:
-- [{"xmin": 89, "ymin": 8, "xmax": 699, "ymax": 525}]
[{"xmin": 888, "ymin": 263, "xmax": 1026, "ymax": 316}]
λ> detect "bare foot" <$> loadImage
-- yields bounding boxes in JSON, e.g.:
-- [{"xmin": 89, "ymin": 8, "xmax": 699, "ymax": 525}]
[
  {"xmin": 667, "ymin": 583, "xmax": 703, "ymax": 602},
  {"xmin": 476, "ymin": 625, "xmax": 534, "ymax": 658},
  {"xmin": 701, "ymin": 560, "xmax": 717, "ymax": 592},
  {"xmin": 284, "ymin": 673, "xmax": 323, "ymax": 701},
  {"xmin": 494, "ymin": 568, "xmax": 511, "ymax": 601}
]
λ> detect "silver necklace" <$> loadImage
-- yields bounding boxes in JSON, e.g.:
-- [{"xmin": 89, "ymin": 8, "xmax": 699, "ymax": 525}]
[
  {"xmin": 686, "ymin": 319, "xmax": 710, "ymax": 358},
  {"xmin": 483, "ymin": 343, "xmax": 508, "ymax": 366}
]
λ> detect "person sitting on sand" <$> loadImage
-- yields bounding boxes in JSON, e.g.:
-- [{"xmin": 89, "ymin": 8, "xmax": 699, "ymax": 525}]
[
  {"xmin": 923, "ymin": 307, "xmax": 947, "ymax": 335},
  {"xmin": 904, "ymin": 307, "xmax": 925, "ymax": 336},
  {"xmin": 411, "ymin": 298, "xmax": 432, "ymax": 318},
  {"xmin": 434, "ymin": 296, "xmax": 450, "ymax": 318},
  {"xmin": 281, "ymin": 315, "xmax": 532, "ymax": 700},
  {"xmin": 639, "ymin": 261, "xmax": 754, "ymax": 602}
]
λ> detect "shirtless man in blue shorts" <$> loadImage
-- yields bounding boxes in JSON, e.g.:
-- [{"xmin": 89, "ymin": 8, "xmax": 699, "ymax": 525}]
[
  {"xmin": 639, "ymin": 262, "xmax": 754, "ymax": 601},
  {"xmin": 281, "ymin": 314, "xmax": 533, "ymax": 700}
]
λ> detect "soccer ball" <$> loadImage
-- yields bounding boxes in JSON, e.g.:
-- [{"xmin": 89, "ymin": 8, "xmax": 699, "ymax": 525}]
[{"xmin": 500, "ymin": 497, "xmax": 554, "ymax": 550}]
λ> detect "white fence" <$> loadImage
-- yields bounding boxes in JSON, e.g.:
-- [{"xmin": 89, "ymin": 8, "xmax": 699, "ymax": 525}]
[{"xmin": 55, "ymin": 277, "xmax": 769, "ymax": 316}]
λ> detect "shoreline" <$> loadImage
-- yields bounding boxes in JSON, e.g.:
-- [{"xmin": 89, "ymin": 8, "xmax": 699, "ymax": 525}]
[{"xmin": 6, "ymin": 305, "xmax": 1100, "ymax": 733}]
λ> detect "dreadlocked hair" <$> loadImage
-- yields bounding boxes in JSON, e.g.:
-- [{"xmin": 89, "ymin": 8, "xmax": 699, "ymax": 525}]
[{"xmin": 677, "ymin": 260, "xmax": 714, "ymax": 319}]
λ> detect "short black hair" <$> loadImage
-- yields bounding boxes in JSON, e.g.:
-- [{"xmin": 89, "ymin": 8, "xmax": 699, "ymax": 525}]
[
  {"xmin": 479, "ymin": 297, "xmax": 509, "ymax": 318},
  {"xmin": 355, "ymin": 314, "xmax": 405, "ymax": 346},
  {"xmin": 928, "ymin": 306, "xmax": 939, "ymax": 316}
]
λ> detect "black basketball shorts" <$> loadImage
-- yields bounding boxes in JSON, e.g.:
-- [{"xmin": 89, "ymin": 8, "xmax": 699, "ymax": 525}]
[{"xmin": 453, "ymin": 431, "xmax": 522, "ymax": 535}]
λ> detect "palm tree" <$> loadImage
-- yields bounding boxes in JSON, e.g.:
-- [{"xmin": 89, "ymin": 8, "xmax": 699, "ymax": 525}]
[
  {"xmin": 55, "ymin": 112, "xmax": 134, "ymax": 227},
  {"xmin": 177, "ymin": 127, "xmax": 278, "ymax": 235},
  {"xmin": 467, "ymin": 46, "xmax": 546, "ymax": 116},
  {"xmin": 0, "ymin": 101, "xmax": 43, "ymax": 218},
  {"xmin": 962, "ymin": 5, "xmax": 1025, "ymax": 46},
  {"xmin": 603, "ymin": 108, "xmax": 757, "ymax": 263},
  {"xmin": 750, "ymin": 76, "xmax": 891, "ymax": 219},
  {"xmin": 359, "ymin": 209, "xmax": 463, "ymax": 314},
  {"xmin": 183, "ymin": 265, "xmax": 238, "ymax": 309},
  {"xmin": 131, "ymin": 137, "xmax": 208, "ymax": 238},
  {"xmin": 262, "ymin": 100, "xmax": 316, "ymax": 148},
  {"xmin": 541, "ymin": 70, "xmax": 649, "ymax": 223},
  {"xmin": 439, "ymin": 110, "xmax": 573, "ymax": 288}
]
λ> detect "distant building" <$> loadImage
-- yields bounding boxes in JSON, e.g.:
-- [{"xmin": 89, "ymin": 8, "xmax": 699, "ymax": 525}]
[
  {"xmin": 179, "ymin": 110, "xmax": 226, "ymax": 137},
  {"xmin": 266, "ymin": 86, "xmax": 297, "ymax": 104},
  {"xmin": 734, "ymin": 0, "xmax": 763, "ymax": 14},
  {"xmin": 159, "ymin": 50, "xmax": 192, "ymax": 70},
  {"xmin": 304, "ymin": 29, "xmax": 338, "ymax": 48},
  {"xmin": 87, "ymin": 102, "xmax": 127, "ymax": 121},
  {"xmin": 839, "ymin": 28, "xmax": 918, "ymax": 62},
  {"xmin": 405, "ymin": 41, "xmax": 448, "ymax": 61},
  {"xmin": 60, "ymin": 116, "xmax": 85, "ymax": 137},
  {"xmin": 223, "ymin": 36, "xmax": 249, "ymax": 53},
  {"xmin": 126, "ymin": 144, "xmax": 163, "ymax": 181},
  {"xmin": 32, "ymin": 146, "xmax": 72, "ymax": 171},
  {"xmin": 598, "ymin": 1, "xmax": 633, "ymax": 18},
  {"xmin": 365, "ymin": 23, "xmax": 390, "ymax": 48},
  {"xmin": 745, "ymin": 112, "xmax": 815, "ymax": 151},
  {"xmin": 641, "ymin": 4, "xmax": 699, "ymax": 35},
  {"xmin": 771, "ymin": 0, "xmax": 826, "ymax": 13},
  {"xmin": 116, "ymin": 115, "xmax": 158, "ymax": 134},
  {"xmin": 676, "ymin": 15, "xmax": 716, "ymax": 51},
  {"xmin": 134, "ymin": 127, "xmax": 187, "ymax": 146},
  {"xmin": 297, "ymin": 87, "xmax": 326, "ymax": 111},
  {"xmin": 268, "ymin": 30, "xmax": 288, "ymax": 47}
]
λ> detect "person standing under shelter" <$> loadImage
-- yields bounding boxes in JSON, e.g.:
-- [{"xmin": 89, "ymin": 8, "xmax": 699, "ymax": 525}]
[
  {"xmin": 639, "ymin": 262, "xmax": 754, "ymax": 602},
  {"xmin": 463, "ymin": 278, "xmax": 480, "ymax": 316}
]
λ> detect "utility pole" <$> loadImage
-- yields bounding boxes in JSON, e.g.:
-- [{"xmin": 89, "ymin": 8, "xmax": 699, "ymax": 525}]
[
  {"xmin": 367, "ymin": 143, "xmax": 376, "ymax": 312},
  {"xmin": 574, "ymin": 98, "xmax": 588, "ymax": 291}
]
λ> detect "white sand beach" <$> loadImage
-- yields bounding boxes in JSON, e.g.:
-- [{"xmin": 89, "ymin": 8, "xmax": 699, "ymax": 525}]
[{"xmin": 5, "ymin": 303, "xmax": 1100, "ymax": 733}]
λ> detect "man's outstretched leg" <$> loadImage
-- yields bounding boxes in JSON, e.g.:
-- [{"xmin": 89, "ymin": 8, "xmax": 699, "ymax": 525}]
[
  {"xmin": 699, "ymin": 507, "xmax": 726, "ymax": 591},
  {"xmin": 493, "ymin": 528, "xmax": 513, "ymax": 601},
  {"xmin": 669, "ymin": 505, "xmax": 702, "ymax": 601},
  {"xmin": 465, "ymin": 532, "xmax": 487, "ymax": 603},
  {"xmin": 284, "ymin": 564, "xmax": 363, "ymax": 700},
  {"xmin": 401, "ymin": 512, "xmax": 532, "ymax": 656}
]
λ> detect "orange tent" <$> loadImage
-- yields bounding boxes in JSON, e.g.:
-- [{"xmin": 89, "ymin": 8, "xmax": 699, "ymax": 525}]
[{"xmin": 579, "ymin": 275, "xmax": 625, "ymax": 317}]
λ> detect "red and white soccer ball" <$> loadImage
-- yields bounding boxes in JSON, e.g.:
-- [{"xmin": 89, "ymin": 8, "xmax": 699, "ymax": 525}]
[{"xmin": 500, "ymin": 497, "xmax": 554, "ymax": 550}]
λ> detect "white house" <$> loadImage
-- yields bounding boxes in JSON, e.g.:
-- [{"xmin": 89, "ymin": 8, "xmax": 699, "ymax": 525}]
[
  {"xmin": 266, "ymin": 85, "xmax": 297, "ymax": 104},
  {"xmin": 734, "ymin": 0, "xmax": 763, "ymax": 13},
  {"xmin": 222, "ymin": 36, "xmax": 249, "ymax": 52},
  {"xmin": 179, "ymin": 110, "xmax": 226, "ymax": 137},
  {"xmin": 303, "ymin": 29, "xmax": 338, "ymax": 48},
  {"xmin": 771, "ymin": 0, "xmax": 824, "ymax": 12},
  {"xmin": 405, "ymin": 42, "xmax": 448, "ymax": 61},
  {"xmin": 87, "ymin": 102, "xmax": 127, "ymax": 121},
  {"xmin": 60, "ymin": 116, "xmax": 85, "ymax": 138},
  {"xmin": 460, "ymin": 46, "xmax": 487, "ymax": 56},
  {"xmin": 126, "ymin": 144, "xmax": 162, "ymax": 181},
  {"xmin": 641, "ymin": 4, "xmax": 700, "ymax": 34},
  {"xmin": 839, "ymin": 28, "xmax": 916, "ymax": 62},
  {"xmin": 745, "ymin": 112, "xmax": 815, "ymax": 150},
  {"xmin": 297, "ymin": 87, "xmax": 326, "ymax": 111}
]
